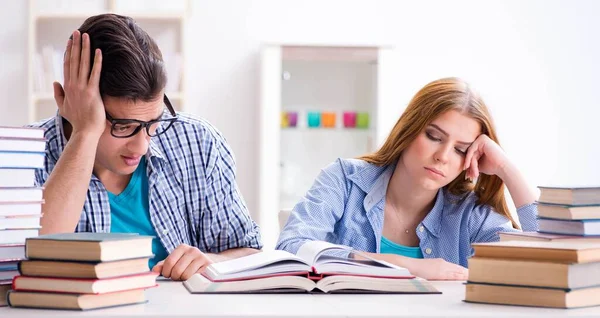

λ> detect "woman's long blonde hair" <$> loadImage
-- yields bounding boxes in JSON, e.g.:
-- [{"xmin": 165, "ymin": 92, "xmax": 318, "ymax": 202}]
[{"xmin": 360, "ymin": 77, "xmax": 518, "ymax": 228}]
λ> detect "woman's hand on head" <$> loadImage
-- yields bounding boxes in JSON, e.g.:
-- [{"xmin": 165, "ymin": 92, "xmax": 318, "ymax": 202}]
[
  {"xmin": 463, "ymin": 134, "xmax": 511, "ymax": 181},
  {"xmin": 401, "ymin": 257, "xmax": 469, "ymax": 281},
  {"xmin": 54, "ymin": 30, "xmax": 106, "ymax": 139}
]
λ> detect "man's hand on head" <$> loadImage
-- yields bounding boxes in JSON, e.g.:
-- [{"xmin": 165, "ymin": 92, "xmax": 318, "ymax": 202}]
[{"xmin": 55, "ymin": 30, "xmax": 106, "ymax": 139}]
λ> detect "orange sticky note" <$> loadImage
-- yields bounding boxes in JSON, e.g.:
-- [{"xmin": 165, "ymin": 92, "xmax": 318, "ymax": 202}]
[{"xmin": 322, "ymin": 112, "xmax": 336, "ymax": 128}]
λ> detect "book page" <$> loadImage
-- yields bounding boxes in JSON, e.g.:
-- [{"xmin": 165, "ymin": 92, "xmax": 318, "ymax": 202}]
[
  {"xmin": 296, "ymin": 241, "xmax": 352, "ymax": 264},
  {"xmin": 206, "ymin": 250, "xmax": 310, "ymax": 280},
  {"xmin": 313, "ymin": 255, "xmax": 411, "ymax": 277},
  {"xmin": 296, "ymin": 241, "xmax": 411, "ymax": 277},
  {"xmin": 185, "ymin": 273, "xmax": 316, "ymax": 293},
  {"xmin": 316, "ymin": 276, "xmax": 438, "ymax": 293}
]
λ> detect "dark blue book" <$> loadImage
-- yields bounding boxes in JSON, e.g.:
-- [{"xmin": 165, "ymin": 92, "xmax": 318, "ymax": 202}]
[{"xmin": 538, "ymin": 218, "xmax": 600, "ymax": 236}]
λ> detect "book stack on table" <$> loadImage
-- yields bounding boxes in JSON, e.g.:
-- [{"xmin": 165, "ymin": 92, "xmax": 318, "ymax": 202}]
[
  {"xmin": 7, "ymin": 233, "xmax": 158, "ymax": 310},
  {"xmin": 468, "ymin": 186, "xmax": 600, "ymax": 308},
  {"xmin": 0, "ymin": 126, "xmax": 46, "ymax": 307},
  {"xmin": 465, "ymin": 240, "xmax": 600, "ymax": 308}
]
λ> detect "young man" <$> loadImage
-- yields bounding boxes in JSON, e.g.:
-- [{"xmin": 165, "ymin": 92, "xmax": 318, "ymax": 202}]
[{"xmin": 30, "ymin": 14, "xmax": 262, "ymax": 281}]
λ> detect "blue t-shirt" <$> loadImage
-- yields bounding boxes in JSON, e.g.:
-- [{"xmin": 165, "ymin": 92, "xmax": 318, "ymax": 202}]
[
  {"xmin": 108, "ymin": 156, "xmax": 169, "ymax": 269},
  {"xmin": 380, "ymin": 236, "xmax": 424, "ymax": 259}
]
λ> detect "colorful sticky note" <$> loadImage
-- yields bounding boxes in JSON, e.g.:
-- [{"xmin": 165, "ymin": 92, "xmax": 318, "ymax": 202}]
[
  {"xmin": 322, "ymin": 112, "xmax": 336, "ymax": 128},
  {"xmin": 356, "ymin": 112, "xmax": 369, "ymax": 129},
  {"xmin": 343, "ymin": 111, "xmax": 357, "ymax": 128},
  {"xmin": 307, "ymin": 112, "xmax": 321, "ymax": 128},
  {"xmin": 281, "ymin": 112, "xmax": 289, "ymax": 128},
  {"xmin": 287, "ymin": 112, "xmax": 298, "ymax": 127}
]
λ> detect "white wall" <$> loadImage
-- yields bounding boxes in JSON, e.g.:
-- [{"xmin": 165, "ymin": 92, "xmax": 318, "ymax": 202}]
[
  {"xmin": 0, "ymin": 0, "xmax": 28, "ymax": 125},
  {"xmin": 1, "ymin": 0, "xmax": 599, "ymax": 240},
  {"xmin": 185, "ymin": 0, "xmax": 600, "ymax": 226}
]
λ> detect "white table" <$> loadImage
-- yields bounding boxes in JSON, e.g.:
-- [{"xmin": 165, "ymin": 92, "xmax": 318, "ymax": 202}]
[{"xmin": 2, "ymin": 280, "xmax": 600, "ymax": 317}]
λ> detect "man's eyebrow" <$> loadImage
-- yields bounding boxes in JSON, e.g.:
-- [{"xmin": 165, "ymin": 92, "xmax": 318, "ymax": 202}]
[{"xmin": 428, "ymin": 124, "xmax": 474, "ymax": 146}]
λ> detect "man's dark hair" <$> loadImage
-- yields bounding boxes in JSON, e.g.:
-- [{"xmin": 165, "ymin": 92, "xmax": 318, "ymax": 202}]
[{"xmin": 77, "ymin": 13, "xmax": 166, "ymax": 102}]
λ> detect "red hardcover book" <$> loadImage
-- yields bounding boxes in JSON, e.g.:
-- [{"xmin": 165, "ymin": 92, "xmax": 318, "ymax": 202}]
[{"xmin": 12, "ymin": 272, "xmax": 158, "ymax": 294}]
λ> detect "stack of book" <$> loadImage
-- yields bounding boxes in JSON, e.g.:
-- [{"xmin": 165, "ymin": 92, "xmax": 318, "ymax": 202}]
[
  {"xmin": 465, "ymin": 240, "xmax": 600, "ymax": 308},
  {"xmin": 0, "ymin": 126, "xmax": 46, "ymax": 307},
  {"xmin": 499, "ymin": 186, "xmax": 600, "ymax": 243},
  {"xmin": 7, "ymin": 233, "xmax": 158, "ymax": 310}
]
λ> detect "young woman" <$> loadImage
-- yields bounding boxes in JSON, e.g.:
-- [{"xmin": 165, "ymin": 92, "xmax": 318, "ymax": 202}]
[{"xmin": 276, "ymin": 77, "xmax": 538, "ymax": 280}]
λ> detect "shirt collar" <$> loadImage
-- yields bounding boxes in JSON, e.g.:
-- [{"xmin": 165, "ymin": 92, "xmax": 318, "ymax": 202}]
[
  {"xmin": 347, "ymin": 163, "xmax": 395, "ymax": 213},
  {"xmin": 347, "ymin": 159, "xmax": 445, "ymax": 237}
]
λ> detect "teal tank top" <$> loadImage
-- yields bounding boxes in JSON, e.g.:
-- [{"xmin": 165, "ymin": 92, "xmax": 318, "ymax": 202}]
[{"xmin": 380, "ymin": 236, "xmax": 424, "ymax": 258}]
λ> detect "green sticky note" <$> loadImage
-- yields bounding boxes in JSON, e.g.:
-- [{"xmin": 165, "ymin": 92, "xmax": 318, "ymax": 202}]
[{"xmin": 356, "ymin": 112, "xmax": 369, "ymax": 129}]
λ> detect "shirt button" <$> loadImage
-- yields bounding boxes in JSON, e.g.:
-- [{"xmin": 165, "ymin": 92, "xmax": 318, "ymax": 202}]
[
  {"xmin": 419, "ymin": 226, "xmax": 425, "ymax": 233},
  {"xmin": 425, "ymin": 248, "xmax": 432, "ymax": 255},
  {"xmin": 162, "ymin": 229, "xmax": 169, "ymax": 235}
]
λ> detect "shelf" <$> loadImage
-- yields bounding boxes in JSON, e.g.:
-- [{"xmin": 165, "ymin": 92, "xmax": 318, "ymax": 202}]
[
  {"xmin": 281, "ymin": 127, "xmax": 371, "ymax": 132},
  {"xmin": 33, "ymin": 92, "xmax": 183, "ymax": 103},
  {"xmin": 35, "ymin": 12, "xmax": 184, "ymax": 22},
  {"xmin": 282, "ymin": 46, "xmax": 379, "ymax": 63},
  {"xmin": 28, "ymin": 1, "xmax": 188, "ymax": 123}
]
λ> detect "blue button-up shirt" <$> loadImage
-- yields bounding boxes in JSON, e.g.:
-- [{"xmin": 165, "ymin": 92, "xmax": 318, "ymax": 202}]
[
  {"xmin": 276, "ymin": 158, "xmax": 538, "ymax": 267},
  {"xmin": 30, "ymin": 113, "xmax": 263, "ymax": 254}
]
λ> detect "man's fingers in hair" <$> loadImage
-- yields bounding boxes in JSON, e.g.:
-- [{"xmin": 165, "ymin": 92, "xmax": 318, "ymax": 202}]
[
  {"xmin": 69, "ymin": 30, "xmax": 81, "ymax": 82},
  {"xmin": 78, "ymin": 33, "xmax": 91, "ymax": 85},
  {"xmin": 89, "ymin": 49, "xmax": 102, "ymax": 87}
]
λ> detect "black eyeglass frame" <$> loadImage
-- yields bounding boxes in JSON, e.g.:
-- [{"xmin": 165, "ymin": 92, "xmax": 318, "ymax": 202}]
[{"xmin": 105, "ymin": 94, "xmax": 178, "ymax": 138}]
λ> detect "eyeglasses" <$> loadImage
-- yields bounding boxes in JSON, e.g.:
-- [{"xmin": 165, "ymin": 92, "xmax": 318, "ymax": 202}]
[{"xmin": 105, "ymin": 95, "xmax": 178, "ymax": 138}]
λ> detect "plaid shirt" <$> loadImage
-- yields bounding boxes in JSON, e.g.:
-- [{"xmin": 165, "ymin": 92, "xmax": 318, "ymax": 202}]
[{"xmin": 29, "ymin": 113, "xmax": 263, "ymax": 253}]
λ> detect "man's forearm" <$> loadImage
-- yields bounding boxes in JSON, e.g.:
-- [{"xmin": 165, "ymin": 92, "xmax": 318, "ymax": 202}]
[
  {"xmin": 208, "ymin": 248, "xmax": 261, "ymax": 262},
  {"xmin": 40, "ymin": 133, "xmax": 100, "ymax": 234}
]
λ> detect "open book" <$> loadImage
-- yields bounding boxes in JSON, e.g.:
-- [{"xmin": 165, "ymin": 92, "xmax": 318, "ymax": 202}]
[{"xmin": 184, "ymin": 241, "xmax": 439, "ymax": 294}]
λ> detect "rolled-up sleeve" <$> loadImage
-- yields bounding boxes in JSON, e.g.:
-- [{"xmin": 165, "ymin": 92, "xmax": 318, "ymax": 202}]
[
  {"xmin": 276, "ymin": 159, "xmax": 348, "ymax": 254},
  {"xmin": 469, "ymin": 202, "xmax": 539, "ymax": 244},
  {"xmin": 515, "ymin": 202, "xmax": 539, "ymax": 232}
]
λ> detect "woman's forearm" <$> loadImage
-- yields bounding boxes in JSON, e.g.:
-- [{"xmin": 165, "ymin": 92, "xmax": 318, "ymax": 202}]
[{"xmin": 498, "ymin": 162, "xmax": 538, "ymax": 208}]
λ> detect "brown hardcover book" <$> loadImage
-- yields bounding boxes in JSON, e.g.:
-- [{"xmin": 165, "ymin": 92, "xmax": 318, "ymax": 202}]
[
  {"xmin": 468, "ymin": 257, "xmax": 600, "ymax": 289},
  {"xmin": 25, "ymin": 233, "xmax": 153, "ymax": 262},
  {"xmin": 0, "ymin": 283, "xmax": 10, "ymax": 307},
  {"xmin": 499, "ymin": 231, "xmax": 600, "ymax": 243},
  {"xmin": 7, "ymin": 288, "xmax": 147, "ymax": 310},
  {"xmin": 472, "ymin": 241, "xmax": 600, "ymax": 263},
  {"xmin": 465, "ymin": 282, "xmax": 600, "ymax": 308},
  {"xmin": 18, "ymin": 257, "xmax": 150, "ymax": 279},
  {"xmin": 538, "ymin": 203, "xmax": 600, "ymax": 220},
  {"xmin": 12, "ymin": 272, "xmax": 158, "ymax": 294},
  {"xmin": 538, "ymin": 186, "xmax": 600, "ymax": 206}
]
